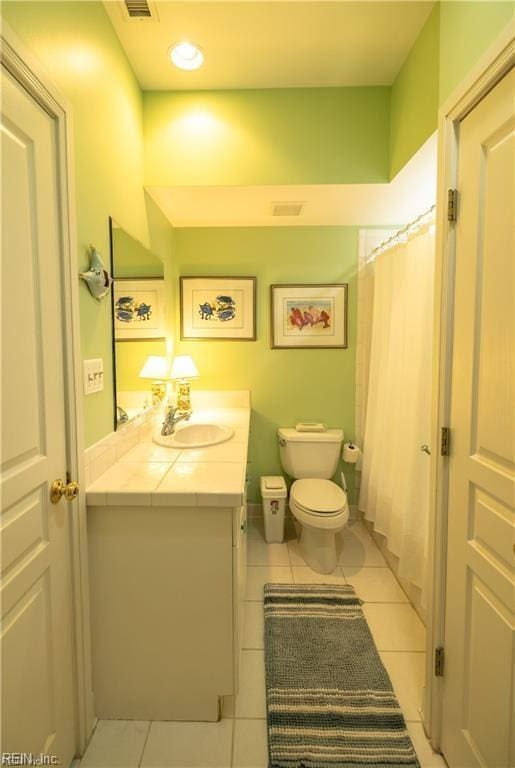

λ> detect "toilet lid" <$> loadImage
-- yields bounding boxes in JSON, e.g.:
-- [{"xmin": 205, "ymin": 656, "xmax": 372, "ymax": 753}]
[{"xmin": 291, "ymin": 479, "xmax": 347, "ymax": 514}]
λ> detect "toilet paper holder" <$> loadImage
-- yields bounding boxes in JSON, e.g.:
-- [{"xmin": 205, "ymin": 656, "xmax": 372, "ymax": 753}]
[{"xmin": 343, "ymin": 442, "xmax": 361, "ymax": 463}]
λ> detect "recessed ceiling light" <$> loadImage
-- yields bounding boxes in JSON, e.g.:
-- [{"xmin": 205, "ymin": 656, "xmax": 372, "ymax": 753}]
[{"xmin": 169, "ymin": 41, "xmax": 204, "ymax": 71}]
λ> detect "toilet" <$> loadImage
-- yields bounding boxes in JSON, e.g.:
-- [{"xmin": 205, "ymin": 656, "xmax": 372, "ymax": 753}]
[{"xmin": 278, "ymin": 428, "xmax": 349, "ymax": 574}]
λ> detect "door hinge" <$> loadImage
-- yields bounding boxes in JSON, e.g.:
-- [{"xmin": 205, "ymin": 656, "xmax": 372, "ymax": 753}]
[
  {"xmin": 447, "ymin": 189, "xmax": 458, "ymax": 222},
  {"xmin": 441, "ymin": 427, "xmax": 451, "ymax": 456},
  {"xmin": 435, "ymin": 647, "xmax": 445, "ymax": 677}
]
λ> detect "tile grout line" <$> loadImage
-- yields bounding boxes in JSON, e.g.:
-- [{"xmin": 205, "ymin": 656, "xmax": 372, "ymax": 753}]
[
  {"xmin": 286, "ymin": 535, "xmax": 294, "ymax": 571},
  {"xmin": 362, "ymin": 600, "xmax": 425, "ymax": 609},
  {"xmin": 375, "ymin": 649, "xmax": 426, "ymax": 653},
  {"xmin": 229, "ymin": 713, "xmax": 236, "ymax": 768},
  {"xmin": 361, "ymin": 599, "xmax": 411, "ymax": 604},
  {"xmin": 341, "ymin": 563, "xmax": 392, "ymax": 568},
  {"xmin": 234, "ymin": 716, "xmax": 267, "ymax": 720},
  {"xmin": 248, "ymin": 562, "xmax": 292, "ymax": 568},
  {"xmin": 137, "ymin": 721, "xmax": 152, "ymax": 768},
  {"xmin": 378, "ymin": 649, "xmax": 426, "ymax": 654}
]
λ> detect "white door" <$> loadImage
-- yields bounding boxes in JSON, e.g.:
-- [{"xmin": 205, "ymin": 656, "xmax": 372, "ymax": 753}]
[
  {"xmin": 1, "ymin": 67, "xmax": 76, "ymax": 764},
  {"xmin": 441, "ymin": 69, "xmax": 514, "ymax": 768}
]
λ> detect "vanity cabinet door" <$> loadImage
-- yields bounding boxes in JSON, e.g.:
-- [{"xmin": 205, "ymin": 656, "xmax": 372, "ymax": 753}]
[{"xmin": 88, "ymin": 505, "xmax": 234, "ymax": 721}]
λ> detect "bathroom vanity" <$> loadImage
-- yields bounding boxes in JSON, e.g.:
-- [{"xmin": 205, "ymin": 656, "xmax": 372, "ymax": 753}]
[{"xmin": 86, "ymin": 392, "xmax": 250, "ymax": 721}]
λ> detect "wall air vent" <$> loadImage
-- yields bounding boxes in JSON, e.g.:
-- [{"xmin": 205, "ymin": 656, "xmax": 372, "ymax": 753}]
[
  {"xmin": 122, "ymin": 0, "xmax": 158, "ymax": 20},
  {"xmin": 272, "ymin": 202, "xmax": 304, "ymax": 217}
]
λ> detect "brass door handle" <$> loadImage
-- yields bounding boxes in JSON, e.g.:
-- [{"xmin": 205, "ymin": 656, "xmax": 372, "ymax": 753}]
[{"xmin": 50, "ymin": 479, "xmax": 80, "ymax": 504}]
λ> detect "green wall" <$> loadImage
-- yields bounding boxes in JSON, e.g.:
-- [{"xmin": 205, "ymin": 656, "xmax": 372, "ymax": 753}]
[
  {"xmin": 2, "ymin": 1, "xmax": 174, "ymax": 447},
  {"xmin": 144, "ymin": 2, "xmax": 512, "ymax": 188},
  {"xmin": 144, "ymin": 87, "xmax": 391, "ymax": 186},
  {"xmin": 112, "ymin": 226, "xmax": 163, "ymax": 278},
  {"xmin": 389, "ymin": 0, "xmax": 513, "ymax": 177},
  {"xmin": 173, "ymin": 227, "xmax": 358, "ymax": 503},
  {"xmin": 439, "ymin": 1, "xmax": 514, "ymax": 104},
  {"xmin": 389, "ymin": 4, "xmax": 440, "ymax": 178}
]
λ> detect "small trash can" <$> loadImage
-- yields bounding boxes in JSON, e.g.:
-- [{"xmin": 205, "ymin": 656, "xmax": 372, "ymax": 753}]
[{"xmin": 260, "ymin": 476, "xmax": 287, "ymax": 543}]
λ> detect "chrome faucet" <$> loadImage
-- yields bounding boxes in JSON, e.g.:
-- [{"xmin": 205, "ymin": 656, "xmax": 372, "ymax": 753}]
[{"xmin": 161, "ymin": 405, "xmax": 190, "ymax": 436}]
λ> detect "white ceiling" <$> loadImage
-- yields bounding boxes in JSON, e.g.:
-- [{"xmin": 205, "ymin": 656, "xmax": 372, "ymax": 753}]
[
  {"xmin": 147, "ymin": 132, "xmax": 437, "ymax": 227},
  {"xmin": 105, "ymin": 1, "xmax": 435, "ymax": 90}
]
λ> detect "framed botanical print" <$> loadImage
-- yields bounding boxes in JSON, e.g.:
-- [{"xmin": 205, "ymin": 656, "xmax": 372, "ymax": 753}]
[
  {"xmin": 270, "ymin": 283, "xmax": 348, "ymax": 349},
  {"xmin": 180, "ymin": 276, "xmax": 257, "ymax": 340},
  {"xmin": 113, "ymin": 278, "xmax": 165, "ymax": 340}
]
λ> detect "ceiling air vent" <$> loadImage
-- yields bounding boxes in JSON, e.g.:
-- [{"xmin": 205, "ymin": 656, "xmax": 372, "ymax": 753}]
[
  {"xmin": 272, "ymin": 202, "xmax": 304, "ymax": 217},
  {"xmin": 122, "ymin": 0, "xmax": 157, "ymax": 20}
]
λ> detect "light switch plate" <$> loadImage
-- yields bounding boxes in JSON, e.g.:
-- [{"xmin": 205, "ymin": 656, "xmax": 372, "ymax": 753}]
[{"xmin": 83, "ymin": 358, "xmax": 104, "ymax": 395}]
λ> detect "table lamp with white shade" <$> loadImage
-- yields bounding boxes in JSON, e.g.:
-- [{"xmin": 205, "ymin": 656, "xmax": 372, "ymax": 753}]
[
  {"xmin": 139, "ymin": 355, "xmax": 169, "ymax": 405},
  {"xmin": 170, "ymin": 354, "xmax": 199, "ymax": 415}
]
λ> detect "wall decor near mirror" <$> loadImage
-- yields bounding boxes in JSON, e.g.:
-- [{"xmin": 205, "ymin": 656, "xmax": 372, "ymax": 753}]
[
  {"xmin": 180, "ymin": 276, "xmax": 257, "ymax": 340},
  {"xmin": 109, "ymin": 217, "xmax": 167, "ymax": 430},
  {"xmin": 79, "ymin": 244, "xmax": 113, "ymax": 300},
  {"xmin": 270, "ymin": 283, "xmax": 348, "ymax": 349},
  {"xmin": 114, "ymin": 278, "xmax": 165, "ymax": 341}
]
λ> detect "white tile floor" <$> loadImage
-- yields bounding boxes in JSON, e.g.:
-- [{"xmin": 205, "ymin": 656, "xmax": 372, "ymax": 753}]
[{"xmin": 77, "ymin": 517, "xmax": 447, "ymax": 768}]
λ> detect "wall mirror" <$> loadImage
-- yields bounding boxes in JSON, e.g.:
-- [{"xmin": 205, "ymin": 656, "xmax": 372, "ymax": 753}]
[{"xmin": 109, "ymin": 217, "xmax": 166, "ymax": 430}]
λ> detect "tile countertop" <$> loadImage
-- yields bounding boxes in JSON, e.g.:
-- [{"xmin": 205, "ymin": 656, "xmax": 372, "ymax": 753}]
[{"xmin": 86, "ymin": 405, "xmax": 250, "ymax": 509}]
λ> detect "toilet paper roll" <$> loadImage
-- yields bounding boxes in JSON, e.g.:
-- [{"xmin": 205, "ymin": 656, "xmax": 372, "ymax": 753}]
[{"xmin": 343, "ymin": 442, "xmax": 361, "ymax": 463}]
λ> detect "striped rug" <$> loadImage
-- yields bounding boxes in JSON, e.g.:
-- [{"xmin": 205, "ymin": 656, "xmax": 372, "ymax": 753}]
[{"xmin": 264, "ymin": 583, "xmax": 420, "ymax": 768}]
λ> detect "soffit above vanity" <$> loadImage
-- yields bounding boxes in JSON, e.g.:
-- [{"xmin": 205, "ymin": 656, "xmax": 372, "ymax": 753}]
[{"xmin": 104, "ymin": 1, "xmax": 435, "ymax": 90}]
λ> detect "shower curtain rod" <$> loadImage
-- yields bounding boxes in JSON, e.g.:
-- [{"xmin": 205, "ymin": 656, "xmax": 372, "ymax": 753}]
[{"xmin": 366, "ymin": 204, "xmax": 436, "ymax": 263}]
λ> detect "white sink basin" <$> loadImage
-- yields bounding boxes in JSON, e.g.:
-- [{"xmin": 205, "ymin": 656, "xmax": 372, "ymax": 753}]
[{"xmin": 153, "ymin": 423, "xmax": 234, "ymax": 449}]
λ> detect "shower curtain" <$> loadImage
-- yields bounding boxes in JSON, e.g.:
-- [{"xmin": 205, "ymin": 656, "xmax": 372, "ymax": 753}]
[{"xmin": 358, "ymin": 220, "xmax": 435, "ymax": 595}]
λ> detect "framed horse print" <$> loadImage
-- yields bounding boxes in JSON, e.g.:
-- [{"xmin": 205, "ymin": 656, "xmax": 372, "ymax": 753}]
[
  {"xmin": 180, "ymin": 277, "xmax": 257, "ymax": 341},
  {"xmin": 113, "ymin": 278, "xmax": 165, "ymax": 340}
]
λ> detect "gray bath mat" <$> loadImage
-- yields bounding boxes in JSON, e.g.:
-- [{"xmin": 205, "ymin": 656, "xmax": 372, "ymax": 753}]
[{"xmin": 264, "ymin": 583, "xmax": 420, "ymax": 768}]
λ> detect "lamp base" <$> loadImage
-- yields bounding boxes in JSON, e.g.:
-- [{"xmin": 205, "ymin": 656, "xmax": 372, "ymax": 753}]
[
  {"xmin": 151, "ymin": 380, "xmax": 167, "ymax": 406},
  {"xmin": 176, "ymin": 380, "xmax": 192, "ymax": 415}
]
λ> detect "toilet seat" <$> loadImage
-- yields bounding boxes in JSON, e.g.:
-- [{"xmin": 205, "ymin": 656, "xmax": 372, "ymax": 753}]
[{"xmin": 291, "ymin": 478, "xmax": 347, "ymax": 516}]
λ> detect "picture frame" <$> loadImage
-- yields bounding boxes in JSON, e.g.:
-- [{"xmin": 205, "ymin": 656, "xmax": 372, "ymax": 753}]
[
  {"xmin": 270, "ymin": 283, "xmax": 348, "ymax": 349},
  {"xmin": 180, "ymin": 276, "xmax": 257, "ymax": 341},
  {"xmin": 113, "ymin": 278, "xmax": 166, "ymax": 341}
]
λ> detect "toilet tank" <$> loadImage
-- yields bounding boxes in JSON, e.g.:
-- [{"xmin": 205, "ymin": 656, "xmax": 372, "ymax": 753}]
[{"xmin": 278, "ymin": 428, "xmax": 344, "ymax": 479}]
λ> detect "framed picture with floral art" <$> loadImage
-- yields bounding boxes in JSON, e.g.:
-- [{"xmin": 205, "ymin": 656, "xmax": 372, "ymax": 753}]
[
  {"xmin": 180, "ymin": 276, "xmax": 257, "ymax": 340},
  {"xmin": 270, "ymin": 283, "xmax": 348, "ymax": 349}
]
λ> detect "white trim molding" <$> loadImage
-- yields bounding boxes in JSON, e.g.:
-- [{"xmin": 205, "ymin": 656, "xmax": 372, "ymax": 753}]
[
  {"xmin": 425, "ymin": 20, "xmax": 514, "ymax": 751},
  {"xmin": 1, "ymin": 23, "xmax": 94, "ymax": 755}
]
